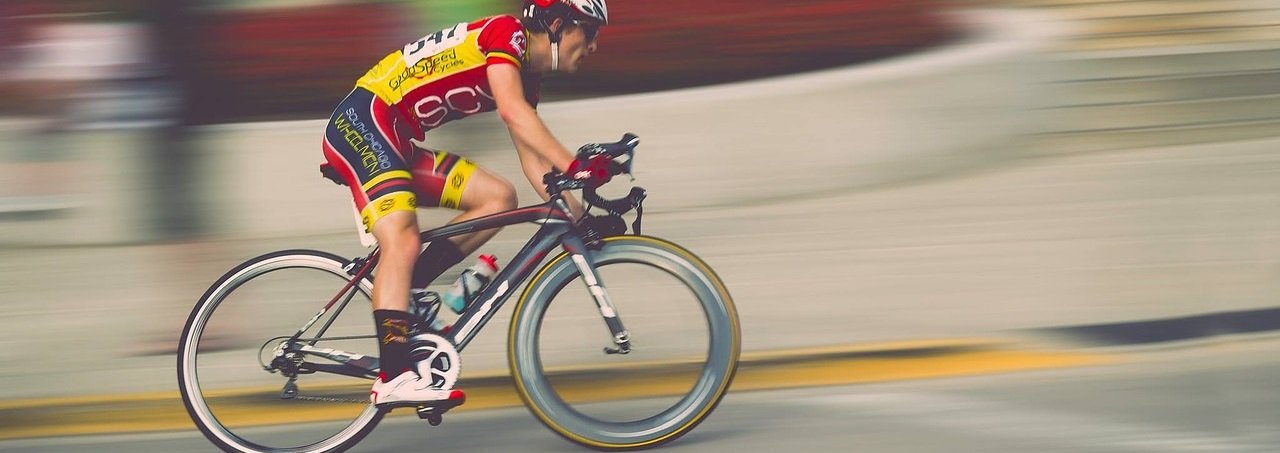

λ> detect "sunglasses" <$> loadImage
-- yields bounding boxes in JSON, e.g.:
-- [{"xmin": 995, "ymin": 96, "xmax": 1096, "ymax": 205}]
[{"xmin": 570, "ymin": 20, "xmax": 601, "ymax": 42}]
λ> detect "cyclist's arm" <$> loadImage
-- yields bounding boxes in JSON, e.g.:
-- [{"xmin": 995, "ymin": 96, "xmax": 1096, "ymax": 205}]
[
  {"xmin": 488, "ymin": 63, "xmax": 584, "ymax": 215},
  {"xmin": 489, "ymin": 64, "xmax": 573, "ymax": 171}
]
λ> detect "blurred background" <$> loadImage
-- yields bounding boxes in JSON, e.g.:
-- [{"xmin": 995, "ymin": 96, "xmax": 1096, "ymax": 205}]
[{"xmin": 1, "ymin": 0, "xmax": 1278, "ymax": 451}]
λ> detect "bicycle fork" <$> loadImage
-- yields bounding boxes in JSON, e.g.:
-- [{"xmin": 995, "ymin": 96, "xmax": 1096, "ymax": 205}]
[{"xmin": 565, "ymin": 238, "xmax": 632, "ymax": 355}]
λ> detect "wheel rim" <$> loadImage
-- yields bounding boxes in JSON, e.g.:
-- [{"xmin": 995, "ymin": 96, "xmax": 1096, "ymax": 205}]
[
  {"xmin": 179, "ymin": 253, "xmax": 382, "ymax": 453},
  {"xmin": 511, "ymin": 238, "xmax": 740, "ymax": 448}
]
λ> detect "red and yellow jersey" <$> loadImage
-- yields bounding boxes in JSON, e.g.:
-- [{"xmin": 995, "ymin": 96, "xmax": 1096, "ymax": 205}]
[{"xmin": 355, "ymin": 15, "xmax": 540, "ymax": 139}]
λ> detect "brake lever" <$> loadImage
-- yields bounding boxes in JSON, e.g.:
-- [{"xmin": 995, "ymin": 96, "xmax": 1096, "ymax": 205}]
[{"xmin": 612, "ymin": 147, "xmax": 636, "ymax": 181}]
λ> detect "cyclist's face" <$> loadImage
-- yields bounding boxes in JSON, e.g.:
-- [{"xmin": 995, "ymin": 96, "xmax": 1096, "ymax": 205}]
[{"xmin": 556, "ymin": 20, "xmax": 599, "ymax": 73}]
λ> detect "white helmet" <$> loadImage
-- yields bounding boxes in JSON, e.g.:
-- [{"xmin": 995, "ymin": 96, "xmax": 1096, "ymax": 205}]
[
  {"xmin": 522, "ymin": 0, "xmax": 609, "ymax": 70},
  {"xmin": 523, "ymin": 0, "xmax": 609, "ymax": 29}
]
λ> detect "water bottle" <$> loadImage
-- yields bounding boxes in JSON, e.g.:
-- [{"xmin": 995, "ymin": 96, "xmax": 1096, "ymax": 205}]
[{"xmin": 442, "ymin": 254, "xmax": 498, "ymax": 314}]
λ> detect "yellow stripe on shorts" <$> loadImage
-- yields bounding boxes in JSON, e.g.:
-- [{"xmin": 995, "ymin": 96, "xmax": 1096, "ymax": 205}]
[
  {"xmin": 360, "ymin": 170, "xmax": 412, "ymax": 192},
  {"xmin": 359, "ymin": 192, "xmax": 417, "ymax": 232},
  {"xmin": 437, "ymin": 152, "xmax": 477, "ymax": 210}
]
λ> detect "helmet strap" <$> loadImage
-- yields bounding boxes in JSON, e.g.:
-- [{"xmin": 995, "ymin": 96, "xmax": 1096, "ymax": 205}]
[
  {"xmin": 550, "ymin": 42, "xmax": 559, "ymax": 71},
  {"xmin": 546, "ymin": 20, "xmax": 563, "ymax": 72}
]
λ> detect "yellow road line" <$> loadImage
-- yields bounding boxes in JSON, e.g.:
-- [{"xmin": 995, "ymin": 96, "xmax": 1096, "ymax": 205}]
[
  {"xmin": 0, "ymin": 339, "xmax": 995, "ymax": 412},
  {"xmin": 0, "ymin": 341, "xmax": 1114, "ymax": 441}
]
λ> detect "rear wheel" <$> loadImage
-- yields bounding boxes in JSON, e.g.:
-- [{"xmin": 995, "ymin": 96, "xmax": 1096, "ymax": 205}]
[
  {"xmin": 508, "ymin": 236, "xmax": 741, "ymax": 450},
  {"xmin": 178, "ymin": 250, "xmax": 384, "ymax": 453}
]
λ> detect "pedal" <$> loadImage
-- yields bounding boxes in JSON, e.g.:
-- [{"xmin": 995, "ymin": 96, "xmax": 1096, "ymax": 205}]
[{"xmin": 415, "ymin": 391, "xmax": 466, "ymax": 426}]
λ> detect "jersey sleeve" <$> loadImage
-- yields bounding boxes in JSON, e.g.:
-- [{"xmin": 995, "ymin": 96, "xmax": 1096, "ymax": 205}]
[{"xmin": 477, "ymin": 15, "xmax": 527, "ymax": 69}]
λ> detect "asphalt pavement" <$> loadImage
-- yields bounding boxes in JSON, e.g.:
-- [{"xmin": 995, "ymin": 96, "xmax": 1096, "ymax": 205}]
[{"xmin": 5, "ymin": 334, "xmax": 1276, "ymax": 452}]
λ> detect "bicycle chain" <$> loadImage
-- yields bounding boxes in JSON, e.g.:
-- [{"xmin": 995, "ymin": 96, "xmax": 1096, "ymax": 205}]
[
  {"xmin": 292, "ymin": 394, "xmax": 370, "ymax": 405},
  {"xmin": 277, "ymin": 333, "xmax": 460, "ymax": 406}
]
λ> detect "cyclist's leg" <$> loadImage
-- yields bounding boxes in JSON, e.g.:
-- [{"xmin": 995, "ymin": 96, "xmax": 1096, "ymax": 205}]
[
  {"xmin": 448, "ymin": 166, "xmax": 518, "ymax": 252},
  {"xmin": 369, "ymin": 210, "xmax": 419, "ymax": 312},
  {"xmin": 408, "ymin": 149, "xmax": 517, "ymax": 286},
  {"xmin": 369, "ymin": 210, "xmax": 420, "ymax": 380},
  {"xmin": 321, "ymin": 87, "xmax": 421, "ymax": 378}
]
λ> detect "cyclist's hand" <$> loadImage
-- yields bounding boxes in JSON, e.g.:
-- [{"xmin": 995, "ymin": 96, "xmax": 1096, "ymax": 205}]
[{"xmin": 567, "ymin": 152, "xmax": 614, "ymax": 187}]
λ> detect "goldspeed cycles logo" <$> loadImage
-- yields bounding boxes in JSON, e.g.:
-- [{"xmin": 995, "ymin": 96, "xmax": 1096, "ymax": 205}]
[{"xmin": 389, "ymin": 49, "xmax": 464, "ymax": 91}]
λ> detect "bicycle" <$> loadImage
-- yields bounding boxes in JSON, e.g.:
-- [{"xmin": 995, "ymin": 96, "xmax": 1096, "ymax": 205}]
[{"xmin": 177, "ymin": 134, "xmax": 742, "ymax": 452}]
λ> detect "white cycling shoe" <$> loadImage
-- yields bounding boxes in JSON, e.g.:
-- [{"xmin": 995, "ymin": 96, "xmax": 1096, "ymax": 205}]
[{"xmin": 370, "ymin": 371, "xmax": 466, "ymax": 408}]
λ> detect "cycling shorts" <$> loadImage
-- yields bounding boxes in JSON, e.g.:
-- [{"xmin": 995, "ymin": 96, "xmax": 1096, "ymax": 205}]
[{"xmin": 321, "ymin": 87, "xmax": 478, "ymax": 233}]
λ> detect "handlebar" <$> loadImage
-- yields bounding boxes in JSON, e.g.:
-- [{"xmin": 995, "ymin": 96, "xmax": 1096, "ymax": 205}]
[
  {"xmin": 543, "ymin": 133, "xmax": 646, "ymax": 216},
  {"xmin": 579, "ymin": 133, "xmax": 640, "ymax": 160}
]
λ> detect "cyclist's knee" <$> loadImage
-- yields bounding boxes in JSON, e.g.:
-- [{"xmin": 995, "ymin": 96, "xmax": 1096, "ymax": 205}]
[
  {"xmin": 490, "ymin": 179, "xmax": 518, "ymax": 212},
  {"xmin": 464, "ymin": 171, "xmax": 517, "ymax": 214},
  {"xmin": 371, "ymin": 211, "xmax": 420, "ymax": 259}
]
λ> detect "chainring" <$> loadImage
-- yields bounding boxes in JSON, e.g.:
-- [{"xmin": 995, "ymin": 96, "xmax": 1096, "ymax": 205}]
[{"xmin": 408, "ymin": 332, "xmax": 461, "ymax": 390}]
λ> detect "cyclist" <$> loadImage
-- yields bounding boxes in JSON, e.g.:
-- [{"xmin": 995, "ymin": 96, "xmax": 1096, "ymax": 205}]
[{"xmin": 319, "ymin": 0, "xmax": 613, "ymax": 408}]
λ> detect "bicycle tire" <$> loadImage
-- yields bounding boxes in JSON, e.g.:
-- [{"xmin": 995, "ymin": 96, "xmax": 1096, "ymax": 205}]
[
  {"xmin": 178, "ymin": 249, "xmax": 384, "ymax": 453},
  {"xmin": 508, "ymin": 236, "xmax": 741, "ymax": 450}
]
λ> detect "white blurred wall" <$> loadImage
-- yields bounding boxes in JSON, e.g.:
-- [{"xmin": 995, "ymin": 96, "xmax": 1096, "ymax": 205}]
[{"xmin": 0, "ymin": 10, "xmax": 1069, "ymax": 245}]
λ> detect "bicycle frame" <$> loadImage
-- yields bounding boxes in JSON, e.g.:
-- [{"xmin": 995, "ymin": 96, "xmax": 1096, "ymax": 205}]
[
  {"xmin": 424, "ymin": 199, "xmax": 585, "ymax": 350},
  {"xmin": 289, "ymin": 192, "xmax": 631, "ymax": 379},
  {"xmin": 184, "ymin": 134, "xmax": 740, "ymax": 452}
]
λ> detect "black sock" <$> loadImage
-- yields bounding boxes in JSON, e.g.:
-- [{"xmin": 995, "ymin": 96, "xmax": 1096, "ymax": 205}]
[
  {"xmin": 374, "ymin": 309, "xmax": 417, "ymax": 381},
  {"xmin": 411, "ymin": 239, "xmax": 466, "ymax": 288}
]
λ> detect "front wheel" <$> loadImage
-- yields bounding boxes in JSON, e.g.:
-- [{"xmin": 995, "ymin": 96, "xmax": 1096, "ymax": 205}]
[{"xmin": 508, "ymin": 236, "xmax": 741, "ymax": 450}]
